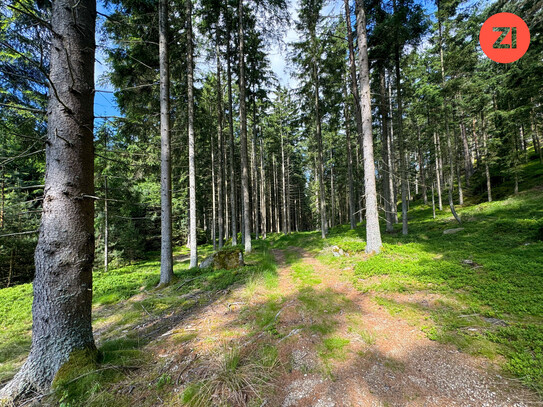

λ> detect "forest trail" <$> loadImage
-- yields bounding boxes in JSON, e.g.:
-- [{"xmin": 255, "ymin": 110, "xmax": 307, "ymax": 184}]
[
  {"xmin": 260, "ymin": 247, "xmax": 536, "ymax": 407},
  {"xmin": 146, "ymin": 245, "xmax": 538, "ymax": 407}
]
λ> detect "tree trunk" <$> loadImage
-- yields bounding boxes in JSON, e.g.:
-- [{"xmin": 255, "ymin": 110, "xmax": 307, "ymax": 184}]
[
  {"xmin": 286, "ymin": 154, "xmax": 291, "ymax": 233},
  {"xmin": 460, "ymin": 121, "xmax": 473, "ymax": 184},
  {"xmin": 431, "ymin": 182, "xmax": 436, "ymax": 219},
  {"xmin": 356, "ymin": 0, "xmax": 382, "ymax": 254},
  {"xmin": 281, "ymin": 116, "xmax": 287, "ymax": 234},
  {"xmin": 259, "ymin": 138, "xmax": 267, "ymax": 238},
  {"xmin": 343, "ymin": 82, "xmax": 356, "ymax": 230},
  {"xmin": 238, "ymin": 0, "xmax": 251, "ymax": 252},
  {"xmin": 378, "ymin": 69, "xmax": 393, "ymax": 232},
  {"xmin": 481, "ymin": 114, "xmax": 492, "ymax": 202},
  {"xmin": 187, "ymin": 0, "xmax": 198, "ymax": 266},
  {"xmin": 273, "ymin": 155, "xmax": 280, "ymax": 232},
  {"xmin": 394, "ymin": 44, "xmax": 408, "ymax": 236},
  {"xmin": 330, "ymin": 155, "xmax": 335, "ymax": 229},
  {"xmin": 159, "ymin": 0, "xmax": 174, "ymax": 284},
  {"xmin": 211, "ymin": 129, "xmax": 217, "ymax": 251},
  {"xmin": 251, "ymin": 100, "xmax": 259, "ymax": 239},
  {"xmin": 216, "ymin": 36, "xmax": 225, "ymax": 249},
  {"xmin": 438, "ymin": 4, "xmax": 461, "ymax": 224},
  {"xmin": 310, "ymin": 33, "xmax": 327, "ymax": 239},
  {"xmin": 433, "ymin": 132, "xmax": 443, "ymax": 211},
  {"xmin": 387, "ymin": 80, "xmax": 398, "ymax": 224},
  {"xmin": 226, "ymin": 37, "xmax": 237, "ymax": 245},
  {"xmin": 104, "ymin": 175, "xmax": 108, "ymax": 272},
  {"xmin": 345, "ymin": 0, "xmax": 364, "ymax": 161},
  {"xmin": 417, "ymin": 129, "xmax": 427, "ymax": 205},
  {"xmin": 0, "ymin": 0, "xmax": 97, "ymax": 399}
]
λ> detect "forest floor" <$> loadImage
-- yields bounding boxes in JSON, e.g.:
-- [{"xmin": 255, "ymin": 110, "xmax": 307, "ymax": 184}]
[{"xmin": 1, "ymin": 160, "xmax": 543, "ymax": 406}]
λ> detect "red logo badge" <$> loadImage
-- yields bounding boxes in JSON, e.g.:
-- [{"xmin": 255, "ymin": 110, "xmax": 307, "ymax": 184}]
[{"xmin": 479, "ymin": 12, "xmax": 530, "ymax": 63}]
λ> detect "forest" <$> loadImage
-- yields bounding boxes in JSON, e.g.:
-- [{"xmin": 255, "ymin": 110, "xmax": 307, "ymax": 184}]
[{"xmin": 1, "ymin": 0, "xmax": 542, "ymax": 405}]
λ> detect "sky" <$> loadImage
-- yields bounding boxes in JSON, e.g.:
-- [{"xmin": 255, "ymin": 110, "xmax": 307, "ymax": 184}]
[
  {"xmin": 92, "ymin": 0, "xmax": 439, "ymax": 122},
  {"xmin": 93, "ymin": 0, "xmax": 304, "ymax": 121}
]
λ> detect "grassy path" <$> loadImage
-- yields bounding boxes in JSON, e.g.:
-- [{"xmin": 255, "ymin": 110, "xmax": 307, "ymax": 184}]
[
  {"xmin": 261, "ymin": 247, "xmax": 536, "ymax": 407},
  {"xmin": 146, "ymin": 243, "xmax": 537, "ymax": 406}
]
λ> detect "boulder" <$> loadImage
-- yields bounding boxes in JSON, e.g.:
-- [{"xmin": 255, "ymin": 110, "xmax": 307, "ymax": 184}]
[
  {"xmin": 213, "ymin": 249, "xmax": 244, "ymax": 270},
  {"xmin": 443, "ymin": 227, "xmax": 464, "ymax": 235},
  {"xmin": 199, "ymin": 254, "xmax": 215, "ymax": 269}
]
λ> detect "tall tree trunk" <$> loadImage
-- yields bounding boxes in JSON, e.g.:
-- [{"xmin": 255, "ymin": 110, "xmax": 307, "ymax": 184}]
[
  {"xmin": 460, "ymin": 121, "xmax": 473, "ymax": 185},
  {"xmin": 481, "ymin": 113, "xmax": 492, "ymax": 202},
  {"xmin": 216, "ymin": 36, "xmax": 225, "ymax": 249},
  {"xmin": 226, "ymin": 37, "xmax": 237, "ymax": 245},
  {"xmin": 345, "ymin": 0, "xmax": 364, "ymax": 159},
  {"xmin": 431, "ymin": 182, "xmax": 436, "ymax": 218},
  {"xmin": 281, "ymin": 116, "xmax": 287, "ymax": 234},
  {"xmin": 104, "ymin": 175, "xmax": 108, "ymax": 272},
  {"xmin": 393, "ymin": 43, "xmax": 408, "ymax": 236},
  {"xmin": 238, "ymin": 0, "xmax": 251, "ymax": 252},
  {"xmin": 456, "ymin": 164, "xmax": 464, "ymax": 205},
  {"xmin": 433, "ymin": 132, "xmax": 443, "ymax": 211},
  {"xmin": 286, "ymin": 154, "xmax": 291, "ymax": 233},
  {"xmin": 273, "ymin": 155, "xmax": 280, "ymax": 232},
  {"xmin": 0, "ymin": 0, "xmax": 97, "ymax": 399},
  {"xmin": 310, "ymin": 33, "xmax": 327, "ymax": 238},
  {"xmin": 330, "ymin": 155, "xmax": 335, "ymax": 229},
  {"xmin": 387, "ymin": 80, "xmax": 398, "ymax": 224},
  {"xmin": 211, "ymin": 130, "xmax": 217, "ymax": 251},
  {"xmin": 472, "ymin": 118, "xmax": 481, "ymax": 168},
  {"xmin": 0, "ymin": 165, "xmax": 4, "ymax": 229},
  {"xmin": 378, "ymin": 68, "xmax": 393, "ymax": 232},
  {"xmin": 438, "ymin": 3, "xmax": 461, "ymax": 224},
  {"xmin": 417, "ymin": 128, "xmax": 427, "ymax": 205},
  {"xmin": 356, "ymin": 0, "xmax": 382, "ymax": 254},
  {"xmin": 187, "ymin": 0, "xmax": 198, "ymax": 267},
  {"xmin": 251, "ymin": 99, "xmax": 259, "ymax": 239},
  {"xmin": 159, "ymin": 0, "xmax": 173, "ymax": 283},
  {"xmin": 259, "ymin": 138, "xmax": 267, "ymax": 238},
  {"xmin": 343, "ymin": 82, "xmax": 356, "ymax": 230}
]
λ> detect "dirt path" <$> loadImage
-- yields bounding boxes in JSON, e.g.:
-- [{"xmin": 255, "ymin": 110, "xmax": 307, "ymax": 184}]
[
  {"xmin": 265, "ymin": 247, "xmax": 535, "ymax": 407},
  {"xmin": 148, "ymin": 247, "xmax": 537, "ymax": 407}
]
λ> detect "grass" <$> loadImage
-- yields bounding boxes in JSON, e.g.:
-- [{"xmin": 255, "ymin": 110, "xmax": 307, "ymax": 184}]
[
  {"xmin": 314, "ymin": 182, "xmax": 543, "ymax": 393},
  {"xmin": 180, "ymin": 345, "xmax": 278, "ymax": 407},
  {"xmin": 0, "ymin": 239, "xmax": 278, "ymax": 405}
]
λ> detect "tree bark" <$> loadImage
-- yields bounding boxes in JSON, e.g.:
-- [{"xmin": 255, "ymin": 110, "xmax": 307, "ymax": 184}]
[
  {"xmin": 187, "ymin": 0, "xmax": 198, "ymax": 266},
  {"xmin": 281, "ymin": 113, "xmax": 287, "ymax": 234},
  {"xmin": 378, "ymin": 68, "xmax": 394, "ymax": 232},
  {"xmin": 251, "ymin": 100, "xmax": 259, "ymax": 239},
  {"xmin": 238, "ymin": 0, "xmax": 251, "ymax": 252},
  {"xmin": 216, "ymin": 36, "xmax": 225, "ymax": 249},
  {"xmin": 226, "ymin": 35, "xmax": 237, "ymax": 246},
  {"xmin": 159, "ymin": 0, "xmax": 174, "ymax": 284},
  {"xmin": 345, "ymin": 0, "xmax": 364, "ymax": 161},
  {"xmin": 343, "ymin": 82, "xmax": 356, "ymax": 230},
  {"xmin": 460, "ymin": 121, "xmax": 473, "ymax": 185},
  {"xmin": 392, "ymin": 0, "xmax": 408, "ymax": 236},
  {"xmin": 0, "ymin": 0, "xmax": 97, "ymax": 399},
  {"xmin": 432, "ymin": 131, "xmax": 443, "ymax": 211},
  {"xmin": 310, "ymin": 30, "xmax": 327, "ymax": 239},
  {"xmin": 438, "ymin": 3, "xmax": 461, "ymax": 224},
  {"xmin": 356, "ymin": 0, "xmax": 382, "ymax": 254},
  {"xmin": 259, "ymin": 138, "xmax": 267, "ymax": 238}
]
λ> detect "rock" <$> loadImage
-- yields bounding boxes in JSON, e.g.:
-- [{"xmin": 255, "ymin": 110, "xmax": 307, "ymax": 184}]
[
  {"xmin": 331, "ymin": 245, "xmax": 350, "ymax": 257},
  {"xmin": 213, "ymin": 249, "xmax": 244, "ymax": 270},
  {"xmin": 199, "ymin": 254, "xmax": 215, "ymax": 269},
  {"xmin": 443, "ymin": 227, "xmax": 465, "ymax": 235},
  {"xmin": 482, "ymin": 317, "xmax": 508, "ymax": 327}
]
